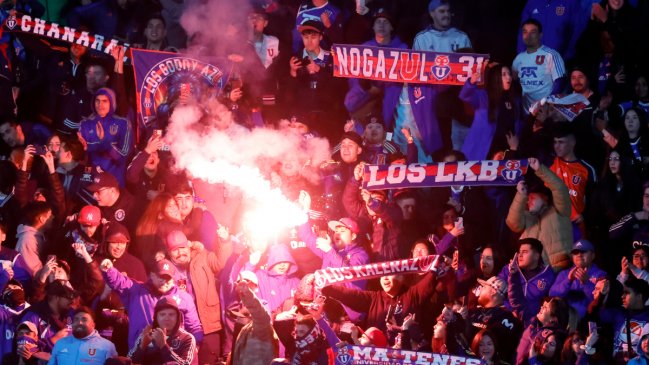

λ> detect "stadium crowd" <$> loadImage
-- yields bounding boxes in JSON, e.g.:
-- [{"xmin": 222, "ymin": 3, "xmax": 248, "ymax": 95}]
[{"xmin": 2, "ymin": 0, "xmax": 649, "ymax": 364}]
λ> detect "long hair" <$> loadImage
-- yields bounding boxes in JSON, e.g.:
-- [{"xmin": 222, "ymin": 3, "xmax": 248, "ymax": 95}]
[
  {"xmin": 560, "ymin": 331, "xmax": 586, "ymax": 364},
  {"xmin": 134, "ymin": 192, "xmax": 179, "ymax": 259},
  {"xmin": 485, "ymin": 64, "xmax": 520, "ymax": 121},
  {"xmin": 470, "ymin": 329, "xmax": 502, "ymax": 363}
]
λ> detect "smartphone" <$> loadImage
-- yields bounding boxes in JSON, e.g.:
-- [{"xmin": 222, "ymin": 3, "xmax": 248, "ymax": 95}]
[
  {"xmin": 588, "ymin": 321, "xmax": 597, "ymax": 334},
  {"xmin": 47, "ymin": 254, "xmax": 57, "ymax": 263},
  {"xmin": 34, "ymin": 145, "xmax": 48, "ymax": 155},
  {"xmin": 454, "ymin": 217, "xmax": 464, "ymax": 230},
  {"xmin": 340, "ymin": 321, "xmax": 355, "ymax": 334},
  {"xmin": 154, "ymin": 129, "xmax": 163, "ymax": 137},
  {"xmin": 385, "ymin": 132, "xmax": 393, "ymax": 141}
]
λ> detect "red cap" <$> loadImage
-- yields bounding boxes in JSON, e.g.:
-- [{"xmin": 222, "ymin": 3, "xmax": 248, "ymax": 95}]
[
  {"xmin": 362, "ymin": 327, "xmax": 388, "ymax": 348},
  {"xmin": 166, "ymin": 230, "xmax": 188, "ymax": 251},
  {"xmin": 78, "ymin": 205, "xmax": 101, "ymax": 226},
  {"xmin": 327, "ymin": 217, "xmax": 359, "ymax": 234}
]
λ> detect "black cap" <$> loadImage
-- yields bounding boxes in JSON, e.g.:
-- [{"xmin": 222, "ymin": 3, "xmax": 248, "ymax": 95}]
[
  {"xmin": 340, "ymin": 131, "xmax": 363, "ymax": 147},
  {"xmin": 86, "ymin": 172, "xmax": 119, "ymax": 192},
  {"xmin": 105, "ymin": 222, "xmax": 130, "ymax": 243},
  {"xmin": 298, "ymin": 20, "xmax": 324, "ymax": 34}
]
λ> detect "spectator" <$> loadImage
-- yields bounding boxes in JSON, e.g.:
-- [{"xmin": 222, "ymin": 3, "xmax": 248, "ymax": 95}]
[
  {"xmin": 512, "ymin": 19, "xmax": 566, "ymax": 112},
  {"xmin": 528, "ymin": 328, "xmax": 565, "ymax": 365},
  {"xmin": 128, "ymin": 297, "xmax": 197, "ymax": 365},
  {"xmin": 618, "ymin": 245, "xmax": 649, "ymax": 285},
  {"xmin": 228, "ymin": 280, "xmax": 279, "ymax": 365},
  {"xmin": 168, "ymin": 180, "xmax": 219, "ymax": 251},
  {"xmin": 97, "ymin": 222, "xmax": 146, "ymax": 282},
  {"xmin": 499, "ymin": 238, "xmax": 556, "ymax": 325},
  {"xmin": 133, "ymin": 192, "xmax": 183, "ymax": 259},
  {"xmin": 20, "ymin": 280, "xmax": 76, "ymax": 355},
  {"xmin": 164, "ymin": 230, "xmax": 230, "ymax": 364},
  {"xmin": 470, "ymin": 329, "xmax": 508, "ymax": 365},
  {"xmin": 86, "ymin": 172, "xmax": 141, "ymax": 235},
  {"xmin": 506, "ymin": 158, "xmax": 573, "ymax": 271},
  {"xmin": 48, "ymin": 306, "xmax": 117, "ymax": 364},
  {"xmin": 4, "ymin": 320, "xmax": 45, "ymax": 365},
  {"xmin": 629, "ymin": 334, "xmax": 649, "ymax": 365},
  {"xmin": 413, "ymin": 0, "xmax": 472, "ymax": 52},
  {"xmin": 0, "ymin": 266, "xmax": 30, "ymax": 364},
  {"xmin": 125, "ymin": 132, "xmax": 170, "ymax": 205},
  {"xmin": 54, "ymin": 138, "xmax": 92, "ymax": 216},
  {"xmin": 99, "ymin": 258, "xmax": 203, "ymax": 349},
  {"xmin": 550, "ymin": 239, "xmax": 607, "ymax": 319},
  {"xmin": 469, "ymin": 276, "xmax": 523, "ymax": 363},
  {"xmin": 515, "ymin": 297, "xmax": 569, "ymax": 365},
  {"xmin": 78, "ymin": 87, "xmax": 133, "ymax": 186},
  {"xmin": 292, "ymin": 0, "xmax": 340, "ymax": 53},
  {"xmin": 15, "ymin": 201, "xmax": 53, "ymax": 277}
]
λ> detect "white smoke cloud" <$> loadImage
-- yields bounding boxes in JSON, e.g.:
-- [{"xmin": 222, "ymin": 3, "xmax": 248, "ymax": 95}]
[{"xmin": 167, "ymin": 101, "xmax": 331, "ymax": 241}]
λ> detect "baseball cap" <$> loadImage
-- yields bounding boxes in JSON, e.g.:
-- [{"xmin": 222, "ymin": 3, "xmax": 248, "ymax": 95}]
[
  {"xmin": 328, "ymin": 217, "xmax": 359, "ymax": 234},
  {"xmin": 77, "ymin": 205, "xmax": 101, "ymax": 226},
  {"xmin": 477, "ymin": 276, "xmax": 507, "ymax": 296},
  {"xmin": 86, "ymin": 172, "xmax": 119, "ymax": 192},
  {"xmin": 340, "ymin": 131, "xmax": 363, "ymax": 147},
  {"xmin": 46, "ymin": 280, "xmax": 77, "ymax": 300},
  {"xmin": 373, "ymin": 8, "xmax": 393, "ymax": 25},
  {"xmin": 428, "ymin": 0, "xmax": 449, "ymax": 12},
  {"xmin": 16, "ymin": 320, "xmax": 38, "ymax": 335},
  {"xmin": 571, "ymin": 239, "xmax": 595, "ymax": 253},
  {"xmin": 166, "ymin": 230, "xmax": 189, "ymax": 251},
  {"xmin": 154, "ymin": 259, "xmax": 176, "ymax": 279},
  {"xmin": 298, "ymin": 20, "xmax": 324, "ymax": 34},
  {"xmin": 359, "ymin": 327, "xmax": 388, "ymax": 348},
  {"xmin": 105, "ymin": 222, "xmax": 130, "ymax": 243}
]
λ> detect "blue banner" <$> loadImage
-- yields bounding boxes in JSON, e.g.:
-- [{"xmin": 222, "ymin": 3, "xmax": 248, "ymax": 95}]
[{"xmin": 334, "ymin": 345, "xmax": 483, "ymax": 365}]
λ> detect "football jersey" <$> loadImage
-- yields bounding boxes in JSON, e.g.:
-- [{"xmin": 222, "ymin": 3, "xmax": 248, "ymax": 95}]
[
  {"xmin": 513, "ymin": 46, "xmax": 565, "ymax": 111},
  {"xmin": 550, "ymin": 157, "xmax": 596, "ymax": 220}
]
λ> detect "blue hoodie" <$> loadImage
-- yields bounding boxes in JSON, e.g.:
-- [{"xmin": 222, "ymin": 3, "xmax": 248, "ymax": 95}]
[
  {"xmin": 102, "ymin": 267, "xmax": 204, "ymax": 349},
  {"xmin": 78, "ymin": 87, "xmax": 133, "ymax": 187},
  {"xmin": 499, "ymin": 262, "xmax": 556, "ymax": 326},
  {"xmin": 246, "ymin": 244, "xmax": 300, "ymax": 312}
]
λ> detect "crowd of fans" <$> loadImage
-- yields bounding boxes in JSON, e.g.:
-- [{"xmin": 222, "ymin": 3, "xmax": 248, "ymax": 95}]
[{"xmin": 2, "ymin": 0, "xmax": 649, "ymax": 364}]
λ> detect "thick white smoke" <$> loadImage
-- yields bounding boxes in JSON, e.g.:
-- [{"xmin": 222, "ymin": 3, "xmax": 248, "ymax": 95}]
[{"xmin": 167, "ymin": 101, "xmax": 331, "ymax": 243}]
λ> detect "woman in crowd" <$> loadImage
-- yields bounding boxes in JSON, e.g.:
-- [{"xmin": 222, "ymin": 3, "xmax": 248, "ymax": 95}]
[{"xmin": 133, "ymin": 192, "xmax": 183, "ymax": 260}]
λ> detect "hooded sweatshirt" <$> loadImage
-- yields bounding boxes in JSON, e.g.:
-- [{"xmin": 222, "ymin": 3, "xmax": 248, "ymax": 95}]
[
  {"xmin": 15, "ymin": 224, "xmax": 45, "ymax": 277},
  {"xmin": 247, "ymin": 244, "xmax": 300, "ymax": 312},
  {"xmin": 48, "ymin": 330, "xmax": 117, "ymax": 365},
  {"xmin": 78, "ymin": 87, "xmax": 133, "ymax": 186},
  {"xmin": 629, "ymin": 333, "xmax": 649, "ymax": 365},
  {"xmin": 128, "ymin": 297, "xmax": 197, "ymax": 365},
  {"xmin": 102, "ymin": 267, "xmax": 203, "ymax": 348}
]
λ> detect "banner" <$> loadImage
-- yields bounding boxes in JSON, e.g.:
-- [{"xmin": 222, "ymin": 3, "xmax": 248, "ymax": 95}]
[
  {"xmin": 334, "ymin": 345, "xmax": 483, "ymax": 365},
  {"xmin": 528, "ymin": 93, "xmax": 590, "ymax": 121},
  {"xmin": 361, "ymin": 160, "xmax": 528, "ymax": 190},
  {"xmin": 332, "ymin": 44, "xmax": 489, "ymax": 86},
  {"xmin": 314, "ymin": 255, "xmax": 440, "ymax": 288},
  {"xmin": 2, "ymin": 12, "xmax": 128, "ymax": 57},
  {"xmin": 131, "ymin": 49, "xmax": 225, "ymax": 127}
]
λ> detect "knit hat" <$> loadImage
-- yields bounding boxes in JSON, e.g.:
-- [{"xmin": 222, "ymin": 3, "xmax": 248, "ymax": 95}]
[
  {"xmin": 428, "ymin": 0, "xmax": 449, "ymax": 12},
  {"xmin": 294, "ymin": 273, "xmax": 316, "ymax": 303}
]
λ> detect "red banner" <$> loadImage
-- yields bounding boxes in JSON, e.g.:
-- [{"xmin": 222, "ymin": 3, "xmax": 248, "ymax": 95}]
[{"xmin": 332, "ymin": 44, "xmax": 489, "ymax": 86}]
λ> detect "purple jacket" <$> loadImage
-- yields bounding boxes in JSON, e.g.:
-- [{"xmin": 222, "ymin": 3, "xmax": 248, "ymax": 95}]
[
  {"xmin": 499, "ymin": 263, "xmax": 556, "ymax": 326},
  {"xmin": 245, "ymin": 244, "xmax": 300, "ymax": 312},
  {"xmin": 459, "ymin": 81, "xmax": 523, "ymax": 160},
  {"xmin": 102, "ymin": 267, "xmax": 203, "ymax": 348},
  {"xmin": 549, "ymin": 263, "xmax": 607, "ymax": 318}
]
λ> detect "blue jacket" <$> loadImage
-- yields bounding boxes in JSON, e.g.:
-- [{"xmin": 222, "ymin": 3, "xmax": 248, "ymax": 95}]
[
  {"xmin": 599, "ymin": 306, "xmax": 649, "ymax": 358},
  {"xmin": 344, "ymin": 37, "xmax": 407, "ymax": 130},
  {"xmin": 102, "ymin": 267, "xmax": 204, "ymax": 349},
  {"xmin": 517, "ymin": 0, "xmax": 586, "ymax": 60},
  {"xmin": 459, "ymin": 81, "xmax": 523, "ymax": 160},
  {"xmin": 499, "ymin": 263, "xmax": 556, "ymax": 326},
  {"xmin": 549, "ymin": 263, "xmax": 607, "ymax": 319},
  {"xmin": 629, "ymin": 334, "xmax": 649, "ymax": 365},
  {"xmin": 78, "ymin": 87, "xmax": 133, "ymax": 187},
  {"xmin": 48, "ymin": 330, "xmax": 117, "ymax": 365}
]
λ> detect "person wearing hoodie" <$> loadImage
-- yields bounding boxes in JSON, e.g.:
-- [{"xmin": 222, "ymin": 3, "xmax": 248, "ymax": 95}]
[
  {"xmin": 244, "ymin": 243, "xmax": 300, "ymax": 313},
  {"xmin": 128, "ymin": 297, "xmax": 197, "ymax": 365},
  {"xmin": 549, "ymin": 239, "xmax": 607, "ymax": 320},
  {"xmin": 15, "ymin": 201, "xmax": 54, "ymax": 279},
  {"xmin": 77, "ymin": 87, "xmax": 133, "ymax": 187},
  {"xmin": 0, "ymin": 267, "xmax": 31, "ymax": 365},
  {"xmin": 498, "ymin": 238, "xmax": 556, "ymax": 325},
  {"xmin": 99, "ymin": 258, "xmax": 203, "ymax": 349},
  {"xmin": 48, "ymin": 306, "xmax": 117, "ymax": 364},
  {"xmin": 630, "ymin": 334, "xmax": 649, "ymax": 365}
]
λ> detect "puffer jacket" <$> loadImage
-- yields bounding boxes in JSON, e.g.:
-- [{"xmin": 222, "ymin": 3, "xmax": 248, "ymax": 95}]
[
  {"xmin": 247, "ymin": 244, "xmax": 300, "ymax": 312},
  {"xmin": 506, "ymin": 164, "xmax": 573, "ymax": 271}
]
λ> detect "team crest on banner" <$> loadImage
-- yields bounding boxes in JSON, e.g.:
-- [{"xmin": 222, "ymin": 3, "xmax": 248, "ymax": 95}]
[
  {"xmin": 536, "ymin": 55, "xmax": 545, "ymax": 65},
  {"xmin": 5, "ymin": 15, "xmax": 16, "ymax": 30},
  {"xmin": 431, "ymin": 55, "xmax": 452, "ymax": 80},
  {"xmin": 336, "ymin": 346, "xmax": 352, "ymax": 364},
  {"xmin": 131, "ymin": 49, "xmax": 226, "ymax": 127},
  {"xmin": 501, "ymin": 160, "xmax": 524, "ymax": 182},
  {"xmin": 556, "ymin": 6, "xmax": 565, "ymax": 16}
]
